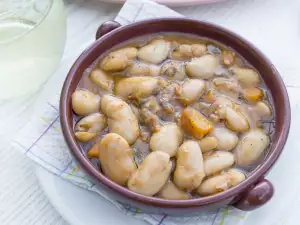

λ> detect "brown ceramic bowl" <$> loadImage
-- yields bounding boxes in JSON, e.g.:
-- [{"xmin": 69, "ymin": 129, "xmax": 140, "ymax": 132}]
[{"xmin": 60, "ymin": 18, "xmax": 290, "ymax": 214}]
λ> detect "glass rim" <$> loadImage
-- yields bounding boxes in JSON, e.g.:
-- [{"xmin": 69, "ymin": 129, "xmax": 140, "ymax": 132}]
[{"xmin": 0, "ymin": 0, "xmax": 54, "ymax": 45}]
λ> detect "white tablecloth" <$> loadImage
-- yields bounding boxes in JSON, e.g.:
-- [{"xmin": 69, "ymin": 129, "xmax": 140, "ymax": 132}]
[{"xmin": 1, "ymin": 0, "xmax": 300, "ymax": 224}]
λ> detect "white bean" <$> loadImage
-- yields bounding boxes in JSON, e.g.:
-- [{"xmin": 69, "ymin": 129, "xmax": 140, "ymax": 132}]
[
  {"xmin": 203, "ymin": 151, "xmax": 235, "ymax": 176},
  {"xmin": 71, "ymin": 90, "xmax": 100, "ymax": 116},
  {"xmin": 98, "ymin": 133, "xmax": 137, "ymax": 186},
  {"xmin": 225, "ymin": 107, "xmax": 249, "ymax": 132},
  {"xmin": 74, "ymin": 113, "xmax": 107, "ymax": 142},
  {"xmin": 115, "ymin": 77, "xmax": 163, "ymax": 100},
  {"xmin": 150, "ymin": 124, "xmax": 183, "ymax": 157},
  {"xmin": 100, "ymin": 95, "xmax": 139, "ymax": 144},
  {"xmin": 100, "ymin": 47, "xmax": 138, "ymax": 72},
  {"xmin": 231, "ymin": 67, "xmax": 260, "ymax": 87},
  {"xmin": 252, "ymin": 101, "xmax": 272, "ymax": 118},
  {"xmin": 127, "ymin": 63, "xmax": 161, "ymax": 76},
  {"xmin": 89, "ymin": 69, "xmax": 114, "ymax": 91},
  {"xmin": 198, "ymin": 137, "xmax": 218, "ymax": 153},
  {"xmin": 211, "ymin": 127, "xmax": 239, "ymax": 151},
  {"xmin": 138, "ymin": 39, "xmax": 170, "ymax": 64},
  {"xmin": 174, "ymin": 141, "xmax": 205, "ymax": 190},
  {"xmin": 128, "ymin": 151, "xmax": 172, "ymax": 196},
  {"xmin": 197, "ymin": 169, "xmax": 245, "ymax": 196},
  {"xmin": 158, "ymin": 182, "xmax": 190, "ymax": 200},
  {"xmin": 170, "ymin": 44, "xmax": 207, "ymax": 60},
  {"xmin": 175, "ymin": 79, "xmax": 206, "ymax": 106},
  {"xmin": 235, "ymin": 129, "xmax": 269, "ymax": 166},
  {"xmin": 185, "ymin": 55, "xmax": 218, "ymax": 79}
]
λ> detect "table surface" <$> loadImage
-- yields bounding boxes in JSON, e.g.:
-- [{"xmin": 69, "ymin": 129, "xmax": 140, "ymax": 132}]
[{"xmin": 1, "ymin": 0, "xmax": 300, "ymax": 224}]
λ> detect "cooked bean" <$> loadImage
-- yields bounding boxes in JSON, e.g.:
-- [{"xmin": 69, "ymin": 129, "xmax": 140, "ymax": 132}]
[
  {"xmin": 150, "ymin": 123, "xmax": 183, "ymax": 157},
  {"xmin": 115, "ymin": 77, "xmax": 164, "ymax": 100},
  {"xmin": 98, "ymin": 133, "xmax": 137, "ymax": 186},
  {"xmin": 72, "ymin": 90, "xmax": 100, "ymax": 116},
  {"xmin": 197, "ymin": 169, "xmax": 245, "ymax": 196},
  {"xmin": 174, "ymin": 141, "xmax": 205, "ymax": 190},
  {"xmin": 211, "ymin": 127, "xmax": 239, "ymax": 151},
  {"xmin": 74, "ymin": 113, "xmax": 107, "ymax": 142},
  {"xmin": 138, "ymin": 39, "xmax": 170, "ymax": 64},
  {"xmin": 74, "ymin": 132, "xmax": 96, "ymax": 143},
  {"xmin": 127, "ymin": 63, "xmax": 161, "ymax": 76},
  {"xmin": 231, "ymin": 67, "xmax": 260, "ymax": 87},
  {"xmin": 175, "ymin": 79, "xmax": 206, "ymax": 106},
  {"xmin": 185, "ymin": 55, "xmax": 218, "ymax": 79},
  {"xmin": 221, "ymin": 50, "xmax": 236, "ymax": 66},
  {"xmin": 128, "ymin": 151, "xmax": 172, "ymax": 196},
  {"xmin": 100, "ymin": 95, "xmax": 139, "ymax": 144},
  {"xmin": 235, "ymin": 129, "xmax": 269, "ymax": 166},
  {"xmin": 225, "ymin": 107, "xmax": 249, "ymax": 132},
  {"xmin": 160, "ymin": 61, "xmax": 186, "ymax": 80},
  {"xmin": 203, "ymin": 151, "xmax": 235, "ymax": 176},
  {"xmin": 170, "ymin": 44, "xmax": 207, "ymax": 60},
  {"xmin": 180, "ymin": 108, "xmax": 213, "ymax": 139},
  {"xmin": 198, "ymin": 136, "xmax": 217, "ymax": 153},
  {"xmin": 228, "ymin": 168, "xmax": 246, "ymax": 186},
  {"xmin": 251, "ymin": 101, "xmax": 272, "ymax": 118},
  {"xmin": 89, "ymin": 69, "xmax": 114, "ymax": 91},
  {"xmin": 100, "ymin": 47, "xmax": 137, "ymax": 72},
  {"xmin": 191, "ymin": 44, "xmax": 207, "ymax": 57},
  {"xmin": 158, "ymin": 182, "xmax": 190, "ymax": 200}
]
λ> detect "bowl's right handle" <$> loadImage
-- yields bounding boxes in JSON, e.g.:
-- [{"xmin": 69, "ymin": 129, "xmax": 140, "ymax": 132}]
[
  {"xmin": 233, "ymin": 179, "xmax": 274, "ymax": 211},
  {"xmin": 96, "ymin": 21, "xmax": 122, "ymax": 40}
]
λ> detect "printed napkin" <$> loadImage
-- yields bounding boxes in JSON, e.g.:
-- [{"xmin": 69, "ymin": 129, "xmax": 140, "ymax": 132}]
[{"xmin": 13, "ymin": 0, "xmax": 246, "ymax": 224}]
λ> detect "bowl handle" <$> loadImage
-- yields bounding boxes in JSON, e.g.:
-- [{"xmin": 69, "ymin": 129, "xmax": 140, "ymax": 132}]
[
  {"xmin": 96, "ymin": 21, "xmax": 122, "ymax": 40},
  {"xmin": 233, "ymin": 178, "xmax": 274, "ymax": 211}
]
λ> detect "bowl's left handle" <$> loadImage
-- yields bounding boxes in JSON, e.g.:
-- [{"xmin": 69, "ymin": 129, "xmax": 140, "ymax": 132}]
[
  {"xmin": 233, "ymin": 178, "xmax": 274, "ymax": 211},
  {"xmin": 96, "ymin": 21, "xmax": 122, "ymax": 40}
]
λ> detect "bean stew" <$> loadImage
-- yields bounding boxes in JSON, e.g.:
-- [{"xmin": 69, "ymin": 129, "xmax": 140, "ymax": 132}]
[{"xmin": 71, "ymin": 34, "xmax": 275, "ymax": 200}]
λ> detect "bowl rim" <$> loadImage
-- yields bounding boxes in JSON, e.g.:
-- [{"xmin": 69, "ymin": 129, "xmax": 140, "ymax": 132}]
[{"xmin": 60, "ymin": 18, "xmax": 291, "ymax": 208}]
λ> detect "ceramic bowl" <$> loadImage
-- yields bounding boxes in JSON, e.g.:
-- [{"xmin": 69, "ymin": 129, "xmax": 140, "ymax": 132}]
[{"xmin": 60, "ymin": 18, "xmax": 291, "ymax": 214}]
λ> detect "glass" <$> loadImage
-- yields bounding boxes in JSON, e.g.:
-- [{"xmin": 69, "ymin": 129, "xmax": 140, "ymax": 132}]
[
  {"xmin": 0, "ymin": 0, "xmax": 66, "ymax": 148},
  {"xmin": 0, "ymin": 0, "xmax": 66, "ymax": 99}
]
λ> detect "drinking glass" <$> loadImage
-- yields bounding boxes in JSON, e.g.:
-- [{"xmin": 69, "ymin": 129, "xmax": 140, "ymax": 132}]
[{"xmin": 0, "ymin": 0, "xmax": 66, "ymax": 147}]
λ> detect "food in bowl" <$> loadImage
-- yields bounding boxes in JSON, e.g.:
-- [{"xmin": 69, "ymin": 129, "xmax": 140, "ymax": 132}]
[{"xmin": 70, "ymin": 34, "xmax": 275, "ymax": 200}]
